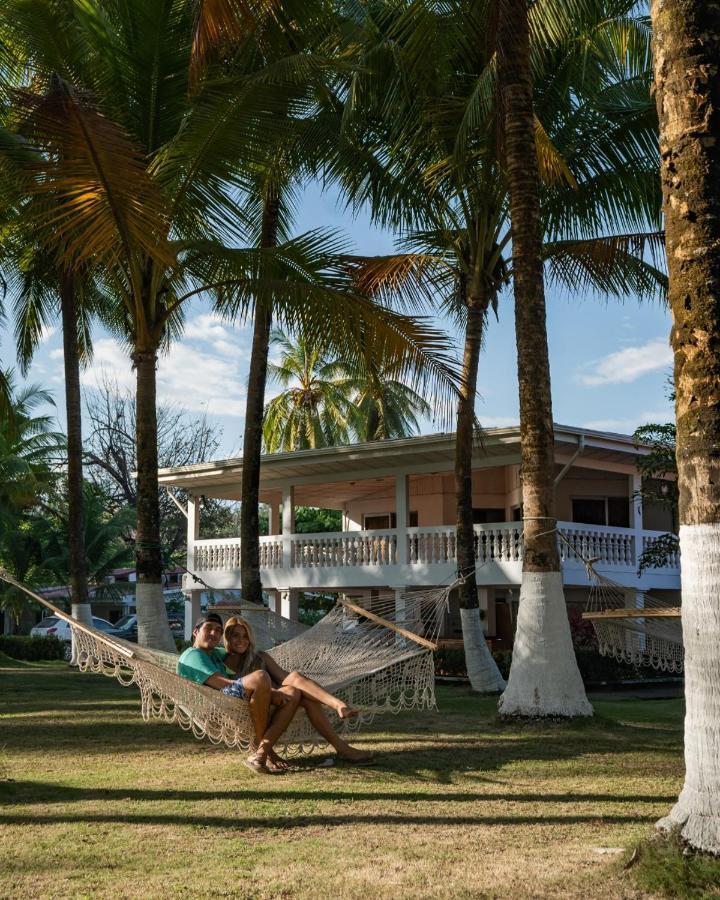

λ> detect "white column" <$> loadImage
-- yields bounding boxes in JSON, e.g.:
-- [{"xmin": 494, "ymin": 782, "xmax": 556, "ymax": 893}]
[
  {"xmin": 631, "ymin": 473, "xmax": 643, "ymax": 568},
  {"xmin": 478, "ymin": 587, "xmax": 490, "ymax": 634},
  {"xmin": 280, "ymin": 588, "xmax": 299, "ymax": 621},
  {"xmin": 395, "ymin": 473, "xmax": 408, "ymax": 566},
  {"xmin": 267, "ymin": 589, "xmax": 280, "ymax": 615},
  {"xmin": 268, "ymin": 501, "xmax": 279, "ymax": 536},
  {"xmin": 624, "ymin": 588, "xmax": 646, "ymax": 653},
  {"xmin": 184, "ymin": 494, "xmax": 202, "ymax": 641},
  {"xmin": 184, "ymin": 590, "xmax": 202, "ymax": 642},
  {"xmin": 281, "ymin": 485, "xmax": 295, "ymax": 571}
]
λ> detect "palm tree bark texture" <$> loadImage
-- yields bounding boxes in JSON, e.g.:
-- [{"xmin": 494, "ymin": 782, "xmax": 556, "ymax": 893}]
[
  {"xmin": 455, "ymin": 283, "xmax": 506, "ymax": 692},
  {"xmin": 60, "ymin": 271, "xmax": 93, "ymax": 656},
  {"xmin": 651, "ymin": 0, "xmax": 720, "ymax": 854},
  {"xmin": 496, "ymin": 0, "xmax": 591, "ymax": 717},
  {"xmin": 133, "ymin": 342, "xmax": 175, "ymax": 652},
  {"xmin": 241, "ymin": 190, "xmax": 280, "ymax": 606}
]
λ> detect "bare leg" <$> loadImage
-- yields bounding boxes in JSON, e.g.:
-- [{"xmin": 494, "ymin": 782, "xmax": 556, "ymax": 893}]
[
  {"xmin": 283, "ymin": 671, "xmax": 359, "ymax": 719},
  {"xmin": 255, "ymin": 686, "xmax": 301, "ymax": 769},
  {"xmin": 242, "ymin": 670, "xmax": 273, "ymax": 747},
  {"xmin": 302, "ymin": 698, "xmax": 373, "ymax": 762}
]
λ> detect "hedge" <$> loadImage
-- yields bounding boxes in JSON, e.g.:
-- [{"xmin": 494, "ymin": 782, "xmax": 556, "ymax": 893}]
[
  {"xmin": 0, "ymin": 635, "xmax": 66, "ymax": 661},
  {"xmin": 434, "ymin": 644, "xmax": 668, "ymax": 685}
]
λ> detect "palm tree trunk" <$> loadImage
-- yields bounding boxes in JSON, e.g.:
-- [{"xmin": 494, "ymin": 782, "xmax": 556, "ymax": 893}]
[
  {"xmin": 651, "ymin": 0, "xmax": 720, "ymax": 853},
  {"xmin": 496, "ymin": 0, "xmax": 590, "ymax": 717},
  {"xmin": 60, "ymin": 271, "xmax": 93, "ymax": 661},
  {"xmin": 133, "ymin": 344, "xmax": 174, "ymax": 650},
  {"xmin": 455, "ymin": 284, "xmax": 506, "ymax": 692},
  {"xmin": 240, "ymin": 191, "xmax": 280, "ymax": 606}
]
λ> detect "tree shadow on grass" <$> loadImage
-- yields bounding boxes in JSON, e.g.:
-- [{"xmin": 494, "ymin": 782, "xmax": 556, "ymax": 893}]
[
  {"xmin": 0, "ymin": 780, "xmax": 677, "ymax": 807},
  {"xmin": 0, "ymin": 809, "xmax": 660, "ymax": 831}
]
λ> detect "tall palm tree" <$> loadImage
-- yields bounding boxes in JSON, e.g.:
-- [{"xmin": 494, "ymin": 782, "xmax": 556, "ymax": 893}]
[
  {"xmin": 263, "ymin": 330, "xmax": 353, "ymax": 452},
  {"xmin": 650, "ymin": 0, "xmax": 720, "ymax": 855},
  {"xmin": 495, "ymin": 0, "xmax": 591, "ymax": 716},
  {"xmin": 2, "ymin": 0, "xmax": 458, "ymax": 646},
  {"xmin": 339, "ymin": 0, "xmax": 664, "ymax": 692}
]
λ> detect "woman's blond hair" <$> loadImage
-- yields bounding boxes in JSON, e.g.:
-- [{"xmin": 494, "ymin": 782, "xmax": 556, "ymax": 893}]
[{"xmin": 223, "ymin": 616, "xmax": 263, "ymax": 675}]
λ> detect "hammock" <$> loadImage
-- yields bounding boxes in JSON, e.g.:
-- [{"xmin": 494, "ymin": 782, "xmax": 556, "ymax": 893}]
[
  {"xmin": 582, "ymin": 569, "xmax": 683, "ymax": 673},
  {"xmin": 1, "ymin": 569, "xmax": 450, "ymax": 754}
]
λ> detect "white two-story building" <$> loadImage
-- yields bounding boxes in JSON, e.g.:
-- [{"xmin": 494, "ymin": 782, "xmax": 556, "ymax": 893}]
[{"xmin": 158, "ymin": 424, "xmax": 680, "ymax": 645}]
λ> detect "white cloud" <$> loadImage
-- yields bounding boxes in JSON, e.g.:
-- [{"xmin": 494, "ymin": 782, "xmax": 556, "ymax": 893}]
[
  {"xmin": 82, "ymin": 322, "xmax": 249, "ymax": 417},
  {"xmin": 583, "ymin": 409, "xmax": 675, "ymax": 434},
  {"xmin": 576, "ymin": 339, "xmax": 672, "ymax": 387},
  {"xmin": 40, "ymin": 324, "xmax": 58, "ymax": 343},
  {"xmin": 480, "ymin": 415, "xmax": 519, "ymax": 429},
  {"xmin": 183, "ymin": 313, "xmax": 248, "ymax": 360}
]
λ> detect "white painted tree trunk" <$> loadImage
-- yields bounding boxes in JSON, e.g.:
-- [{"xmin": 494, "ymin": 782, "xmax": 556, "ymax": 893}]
[
  {"xmin": 136, "ymin": 582, "xmax": 176, "ymax": 651},
  {"xmin": 69, "ymin": 602, "xmax": 93, "ymax": 665},
  {"xmin": 656, "ymin": 524, "xmax": 720, "ymax": 854},
  {"xmin": 499, "ymin": 571, "xmax": 592, "ymax": 717},
  {"xmin": 461, "ymin": 607, "xmax": 506, "ymax": 693}
]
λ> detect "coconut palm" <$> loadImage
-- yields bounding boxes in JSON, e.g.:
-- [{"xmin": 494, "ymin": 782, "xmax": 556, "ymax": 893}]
[
  {"xmin": 650, "ymin": 0, "xmax": 720, "ymax": 855},
  {"xmin": 338, "ymin": 0, "xmax": 664, "ymax": 692},
  {"xmin": 1, "ymin": 0, "xmax": 458, "ymax": 646},
  {"xmin": 495, "ymin": 0, "xmax": 591, "ymax": 716},
  {"xmin": 263, "ymin": 330, "xmax": 353, "ymax": 452}
]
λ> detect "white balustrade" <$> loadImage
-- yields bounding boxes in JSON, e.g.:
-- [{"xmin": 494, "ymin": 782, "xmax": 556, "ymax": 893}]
[
  {"xmin": 641, "ymin": 532, "xmax": 681, "ymax": 569},
  {"xmin": 193, "ymin": 536, "xmax": 282, "ymax": 571},
  {"xmin": 290, "ymin": 530, "xmax": 397, "ymax": 568},
  {"xmin": 191, "ymin": 523, "xmax": 677, "ymax": 574},
  {"xmin": 557, "ymin": 522, "xmax": 636, "ymax": 567}
]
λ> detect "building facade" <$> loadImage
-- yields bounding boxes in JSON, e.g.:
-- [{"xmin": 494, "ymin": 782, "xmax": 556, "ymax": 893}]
[{"xmin": 157, "ymin": 425, "xmax": 680, "ymax": 643}]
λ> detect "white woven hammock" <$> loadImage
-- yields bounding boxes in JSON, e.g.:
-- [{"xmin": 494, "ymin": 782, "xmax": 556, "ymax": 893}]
[
  {"xmin": 2, "ymin": 570, "xmax": 449, "ymax": 754},
  {"xmin": 583, "ymin": 571, "xmax": 683, "ymax": 674}
]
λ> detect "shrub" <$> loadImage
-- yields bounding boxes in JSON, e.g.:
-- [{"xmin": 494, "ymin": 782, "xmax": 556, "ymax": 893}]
[
  {"xmin": 0, "ymin": 635, "xmax": 66, "ymax": 661},
  {"xmin": 434, "ymin": 644, "xmax": 670, "ymax": 685}
]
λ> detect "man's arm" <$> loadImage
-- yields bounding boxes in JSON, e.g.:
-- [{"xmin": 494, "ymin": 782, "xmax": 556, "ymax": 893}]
[{"xmin": 205, "ymin": 673, "xmax": 237, "ymax": 690}]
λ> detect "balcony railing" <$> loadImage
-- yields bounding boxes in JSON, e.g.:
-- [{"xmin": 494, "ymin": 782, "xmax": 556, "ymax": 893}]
[{"xmin": 192, "ymin": 522, "xmax": 679, "ymax": 574}]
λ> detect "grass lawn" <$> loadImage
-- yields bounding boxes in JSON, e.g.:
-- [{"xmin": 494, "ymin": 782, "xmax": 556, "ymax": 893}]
[{"xmin": 0, "ymin": 657, "xmax": 703, "ymax": 899}]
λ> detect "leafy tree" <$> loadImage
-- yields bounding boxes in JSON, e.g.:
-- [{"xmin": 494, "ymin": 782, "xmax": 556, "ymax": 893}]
[{"xmin": 633, "ymin": 422, "xmax": 678, "ymax": 573}]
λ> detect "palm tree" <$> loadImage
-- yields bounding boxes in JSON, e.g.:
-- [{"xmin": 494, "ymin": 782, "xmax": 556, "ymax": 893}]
[
  {"xmin": 2, "ymin": 0, "xmax": 458, "ymax": 646},
  {"xmin": 495, "ymin": 0, "xmax": 591, "ymax": 716},
  {"xmin": 339, "ymin": 0, "xmax": 664, "ymax": 692},
  {"xmin": 263, "ymin": 330, "xmax": 353, "ymax": 452},
  {"xmin": 0, "ymin": 371, "xmax": 64, "ymax": 632},
  {"xmin": 650, "ymin": 0, "xmax": 720, "ymax": 855}
]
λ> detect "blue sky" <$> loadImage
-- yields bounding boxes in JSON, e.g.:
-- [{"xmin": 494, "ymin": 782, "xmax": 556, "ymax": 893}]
[{"xmin": 2, "ymin": 182, "xmax": 673, "ymax": 458}]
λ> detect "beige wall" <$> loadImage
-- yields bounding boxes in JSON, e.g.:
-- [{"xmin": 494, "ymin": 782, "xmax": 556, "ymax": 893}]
[{"xmin": 343, "ymin": 463, "xmax": 652, "ymax": 529}]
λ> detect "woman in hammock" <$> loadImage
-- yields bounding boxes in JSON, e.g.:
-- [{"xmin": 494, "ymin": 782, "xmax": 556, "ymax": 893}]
[{"xmin": 222, "ymin": 616, "xmax": 374, "ymax": 764}]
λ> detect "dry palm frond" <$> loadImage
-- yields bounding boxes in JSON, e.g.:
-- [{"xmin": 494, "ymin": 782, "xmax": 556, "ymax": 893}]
[
  {"xmin": 534, "ymin": 115, "xmax": 578, "ymax": 188},
  {"xmin": 12, "ymin": 77, "xmax": 173, "ymax": 273}
]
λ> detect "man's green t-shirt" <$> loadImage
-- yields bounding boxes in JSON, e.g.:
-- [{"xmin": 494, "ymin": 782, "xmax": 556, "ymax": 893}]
[{"xmin": 177, "ymin": 646, "xmax": 229, "ymax": 685}]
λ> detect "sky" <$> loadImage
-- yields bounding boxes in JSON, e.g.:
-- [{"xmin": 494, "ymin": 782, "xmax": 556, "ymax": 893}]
[{"xmin": 1, "ymin": 182, "xmax": 674, "ymax": 459}]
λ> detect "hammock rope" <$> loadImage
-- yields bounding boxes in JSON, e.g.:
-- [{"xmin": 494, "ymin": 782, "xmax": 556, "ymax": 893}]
[
  {"xmin": 0, "ymin": 569, "xmax": 451, "ymax": 754},
  {"xmin": 545, "ymin": 531, "xmax": 684, "ymax": 674}
]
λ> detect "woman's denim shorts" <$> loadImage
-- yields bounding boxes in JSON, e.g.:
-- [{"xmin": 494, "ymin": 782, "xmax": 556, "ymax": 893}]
[{"xmin": 221, "ymin": 677, "xmax": 250, "ymax": 700}]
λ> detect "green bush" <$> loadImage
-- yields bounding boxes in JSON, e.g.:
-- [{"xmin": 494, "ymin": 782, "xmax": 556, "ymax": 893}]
[
  {"xmin": 434, "ymin": 644, "xmax": 670, "ymax": 685},
  {"xmin": 0, "ymin": 635, "xmax": 66, "ymax": 661}
]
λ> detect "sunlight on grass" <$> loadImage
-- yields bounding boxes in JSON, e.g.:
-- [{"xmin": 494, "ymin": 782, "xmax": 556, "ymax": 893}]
[{"xmin": 0, "ymin": 661, "xmax": 713, "ymax": 898}]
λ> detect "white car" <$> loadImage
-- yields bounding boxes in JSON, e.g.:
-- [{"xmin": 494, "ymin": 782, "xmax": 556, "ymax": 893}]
[{"xmin": 30, "ymin": 615, "xmax": 115, "ymax": 642}]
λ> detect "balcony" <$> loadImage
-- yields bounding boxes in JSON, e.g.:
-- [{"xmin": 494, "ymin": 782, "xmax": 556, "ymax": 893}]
[{"xmin": 188, "ymin": 521, "xmax": 680, "ymax": 592}]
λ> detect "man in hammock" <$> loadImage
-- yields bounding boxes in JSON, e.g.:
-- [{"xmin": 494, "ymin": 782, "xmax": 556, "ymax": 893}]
[
  {"xmin": 177, "ymin": 613, "xmax": 300, "ymax": 774},
  {"xmin": 222, "ymin": 616, "xmax": 374, "ymax": 764}
]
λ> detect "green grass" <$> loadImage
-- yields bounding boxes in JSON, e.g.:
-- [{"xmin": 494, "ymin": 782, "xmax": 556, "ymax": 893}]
[
  {"xmin": 0, "ymin": 660, "xmax": 714, "ymax": 898},
  {"xmin": 631, "ymin": 837, "xmax": 720, "ymax": 898}
]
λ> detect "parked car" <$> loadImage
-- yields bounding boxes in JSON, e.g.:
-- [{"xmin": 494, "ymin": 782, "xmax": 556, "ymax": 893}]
[
  {"xmin": 106, "ymin": 614, "xmax": 185, "ymax": 643},
  {"xmin": 30, "ymin": 615, "xmax": 115, "ymax": 641}
]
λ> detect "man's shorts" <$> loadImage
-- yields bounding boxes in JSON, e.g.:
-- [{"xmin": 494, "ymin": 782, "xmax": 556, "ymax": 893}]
[{"xmin": 222, "ymin": 677, "xmax": 250, "ymax": 700}]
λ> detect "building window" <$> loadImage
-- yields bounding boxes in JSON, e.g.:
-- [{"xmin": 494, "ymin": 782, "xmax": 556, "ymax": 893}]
[
  {"xmin": 363, "ymin": 512, "xmax": 418, "ymax": 529},
  {"xmin": 571, "ymin": 497, "xmax": 630, "ymax": 528},
  {"xmin": 472, "ymin": 508, "xmax": 505, "ymax": 524}
]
